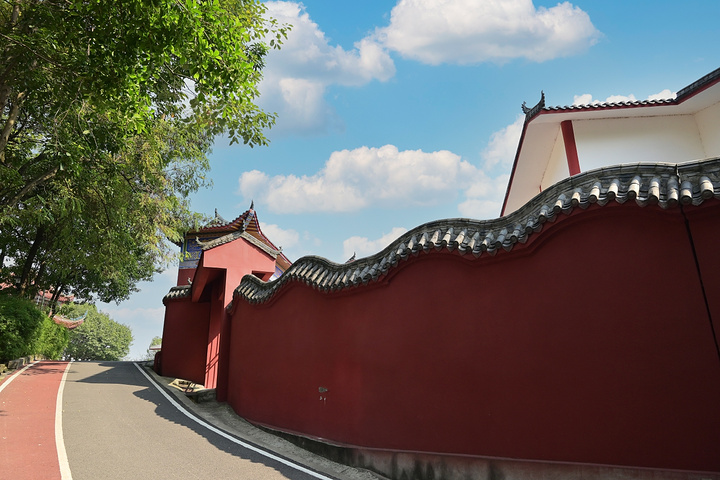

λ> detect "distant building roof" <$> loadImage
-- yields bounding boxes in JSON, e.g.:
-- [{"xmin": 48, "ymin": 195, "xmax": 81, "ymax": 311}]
[
  {"xmin": 178, "ymin": 203, "xmax": 292, "ymax": 277},
  {"xmin": 52, "ymin": 312, "xmax": 86, "ymax": 329},
  {"xmin": 524, "ymin": 67, "xmax": 720, "ymax": 121},
  {"xmin": 502, "ymin": 67, "xmax": 720, "ymax": 215}
]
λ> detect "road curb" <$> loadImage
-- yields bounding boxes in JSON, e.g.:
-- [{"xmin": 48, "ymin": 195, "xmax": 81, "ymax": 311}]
[{"xmin": 137, "ymin": 362, "xmax": 385, "ymax": 480}]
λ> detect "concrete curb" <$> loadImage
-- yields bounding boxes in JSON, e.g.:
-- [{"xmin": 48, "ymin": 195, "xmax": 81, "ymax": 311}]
[
  {"xmin": 138, "ymin": 363, "xmax": 720, "ymax": 480},
  {"xmin": 138, "ymin": 362, "xmax": 386, "ymax": 480},
  {"xmin": 0, "ymin": 355, "xmax": 46, "ymax": 385}
]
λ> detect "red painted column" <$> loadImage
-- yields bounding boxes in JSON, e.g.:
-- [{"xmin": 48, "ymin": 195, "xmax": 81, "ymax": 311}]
[{"xmin": 561, "ymin": 120, "xmax": 581, "ymax": 176}]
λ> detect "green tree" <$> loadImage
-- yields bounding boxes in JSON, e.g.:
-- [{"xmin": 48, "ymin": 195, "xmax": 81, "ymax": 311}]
[
  {"xmin": 140, "ymin": 335, "xmax": 162, "ymax": 362},
  {"xmin": 0, "ymin": 0, "xmax": 289, "ymax": 302},
  {"xmin": 62, "ymin": 303, "xmax": 133, "ymax": 361},
  {"xmin": 0, "ymin": 118, "xmax": 210, "ymax": 304},
  {"xmin": 0, "ymin": 292, "xmax": 67, "ymax": 362},
  {"xmin": 34, "ymin": 315, "xmax": 69, "ymax": 360},
  {"xmin": 0, "ymin": 292, "xmax": 44, "ymax": 362}
]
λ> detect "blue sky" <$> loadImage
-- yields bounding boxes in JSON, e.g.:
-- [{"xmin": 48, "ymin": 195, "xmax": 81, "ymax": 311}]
[{"xmin": 104, "ymin": 0, "xmax": 720, "ymax": 360}]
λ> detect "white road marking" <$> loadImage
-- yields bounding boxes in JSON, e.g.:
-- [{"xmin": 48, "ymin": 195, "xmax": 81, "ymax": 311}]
[
  {"xmin": 133, "ymin": 362, "xmax": 335, "ymax": 480},
  {"xmin": 0, "ymin": 361, "xmax": 37, "ymax": 394},
  {"xmin": 56, "ymin": 361, "xmax": 73, "ymax": 480}
]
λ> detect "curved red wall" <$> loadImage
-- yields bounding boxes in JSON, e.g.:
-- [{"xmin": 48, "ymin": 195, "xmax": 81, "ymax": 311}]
[{"xmin": 226, "ymin": 202, "xmax": 720, "ymax": 472}]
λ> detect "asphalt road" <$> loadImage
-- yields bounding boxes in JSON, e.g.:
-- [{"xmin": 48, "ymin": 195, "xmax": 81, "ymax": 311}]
[
  {"xmin": 1, "ymin": 361, "xmax": 381, "ymax": 480},
  {"xmin": 61, "ymin": 361, "xmax": 337, "ymax": 480}
]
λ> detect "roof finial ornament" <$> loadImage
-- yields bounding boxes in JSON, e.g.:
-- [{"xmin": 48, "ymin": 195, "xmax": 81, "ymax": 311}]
[
  {"xmin": 522, "ymin": 90, "xmax": 546, "ymax": 119},
  {"xmin": 250, "ymin": 200, "xmax": 254, "ymax": 211},
  {"xmin": 196, "ymin": 236, "xmax": 210, "ymax": 247},
  {"xmin": 207, "ymin": 208, "xmax": 228, "ymax": 227}
]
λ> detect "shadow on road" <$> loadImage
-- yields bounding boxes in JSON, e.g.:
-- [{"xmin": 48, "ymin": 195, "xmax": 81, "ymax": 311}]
[
  {"xmin": 72, "ymin": 361, "xmax": 322, "ymax": 480},
  {"xmin": 9, "ymin": 361, "xmax": 68, "ymax": 376}
]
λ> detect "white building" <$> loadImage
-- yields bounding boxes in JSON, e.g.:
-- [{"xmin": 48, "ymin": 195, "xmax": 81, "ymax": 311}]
[{"xmin": 502, "ymin": 68, "xmax": 720, "ymax": 215}]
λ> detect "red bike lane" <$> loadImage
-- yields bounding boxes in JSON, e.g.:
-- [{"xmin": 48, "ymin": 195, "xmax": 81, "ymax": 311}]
[{"xmin": 0, "ymin": 361, "xmax": 71, "ymax": 480}]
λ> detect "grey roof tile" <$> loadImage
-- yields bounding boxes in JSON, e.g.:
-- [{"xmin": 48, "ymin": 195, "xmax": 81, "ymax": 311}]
[
  {"xmin": 227, "ymin": 158, "xmax": 720, "ymax": 307},
  {"xmin": 163, "ymin": 285, "xmax": 191, "ymax": 303}
]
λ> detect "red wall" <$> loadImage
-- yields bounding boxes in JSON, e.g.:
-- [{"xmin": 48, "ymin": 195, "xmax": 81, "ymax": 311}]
[
  {"xmin": 160, "ymin": 299, "xmax": 210, "ymax": 385},
  {"xmin": 684, "ymin": 202, "xmax": 720, "ymax": 337},
  {"xmin": 168, "ymin": 237, "xmax": 277, "ymax": 392},
  {"xmin": 226, "ymin": 202, "xmax": 720, "ymax": 472}
]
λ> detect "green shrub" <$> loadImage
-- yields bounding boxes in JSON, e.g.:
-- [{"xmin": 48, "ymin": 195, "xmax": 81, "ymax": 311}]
[
  {"xmin": 33, "ymin": 316, "xmax": 70, "ymax": 360},
  {"xmin": 0, "ymin": 294, "xmax": 45, "ymax": 363}
]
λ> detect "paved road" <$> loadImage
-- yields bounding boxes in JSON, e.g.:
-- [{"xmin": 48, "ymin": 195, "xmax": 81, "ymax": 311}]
[{"xmin": 1, "ymin": 361, "xmax": 353, "ymax": 480}]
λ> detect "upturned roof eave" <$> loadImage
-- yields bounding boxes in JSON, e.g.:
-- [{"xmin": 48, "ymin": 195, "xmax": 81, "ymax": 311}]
[{"xmin": 501, "ymin": 67, "xmax": 720, "ymax": 215}]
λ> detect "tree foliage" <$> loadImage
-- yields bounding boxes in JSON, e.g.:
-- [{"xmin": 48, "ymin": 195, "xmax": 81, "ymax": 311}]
[
  {"xmin": 61, "ymin": 303, "xmax": 132, "ymax": 361},
  {"xmin": 0, "ymin": 0, "xmax": 288, "ymax": 302},
  {"xmin": 140, "ymin": 335, "xmax": 162, "ymax": 361},
  {"xmin": 0, "ymin": 292, "xmax": 68, "ymax": 362},
  {"xmin": 0, "ymin": 293, "xmax": 43, "ymax": 361},
  {"xmin": 35, "ymin": 314, "xmax": 69, "ymax": 359}
]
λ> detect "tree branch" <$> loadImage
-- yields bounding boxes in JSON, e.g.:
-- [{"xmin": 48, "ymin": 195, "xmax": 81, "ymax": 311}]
[
  {"xmin": 0, "ymin": 90, "xmax": 25, "ymax": 163},
  {"xmin": 4, "ymin": 163, "xmax": 59, "ymax": 208},
  {"xmin": 0, "ymin": 32, "xmax": 65, "ymax": 68}
]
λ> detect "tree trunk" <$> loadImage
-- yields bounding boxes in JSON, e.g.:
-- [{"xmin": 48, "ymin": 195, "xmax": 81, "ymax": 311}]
[
  {"xmin": 49, "ymin": 284, "xmax": 65, "ymax": 316},
  {"xmin": 34, "ymin": 257, "xmax": 47, "ymax": 292},
  {"xmin": 18, "ymin": 225, "xmax": 45, "ymax": 296}
]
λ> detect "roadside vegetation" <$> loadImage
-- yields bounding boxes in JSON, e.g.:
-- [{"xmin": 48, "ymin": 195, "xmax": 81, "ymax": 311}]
[
  {"xmin": 60, "ymin": 304, "xmax": 133, "ymax": 361},
  {"xmin": 0, "ymin": 294, "xmax": 138, "ymax": 363},
  {"xmin": 0, "ymin": 0, "xmax": 288, "ymax": 308},
  {"xmin": 0, "ymin": 1, "xmax": 288, "ymax": 358},
  {"xmin": 0, "ymin": 293, "xmax": 67, "ymax": 363}
]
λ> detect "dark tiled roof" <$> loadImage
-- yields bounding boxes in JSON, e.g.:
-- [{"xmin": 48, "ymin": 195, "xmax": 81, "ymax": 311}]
[
  {"xmin": 232, "ymin": 157, "xmax": 720, "ymax": 305},
  {"xmin": 186, "ymin": 206, "xmax": 292, "ymax": 271},
  {"xmin": 542, "ymin": 97, "xmax": 676, "ymax": 114},
  {"xmin": 190, "ymin": 209, "xmax": 252, "ymax": 234},
  {"xmin": 163, "ymin": 285, "xmax": 191, "ymax": 303},
  {"xmin": 526, "ymin": 67, "xmax": 720, "ymax": 120}
]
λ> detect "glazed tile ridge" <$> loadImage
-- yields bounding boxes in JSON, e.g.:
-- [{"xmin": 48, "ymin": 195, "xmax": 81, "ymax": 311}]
[
  {"xmin": 544, "ymin": 98, "xmax": 676, "ymax": 113},
  {"xmin": 230, "ymin": 158, "xmax": 719, "ymax": 306}
]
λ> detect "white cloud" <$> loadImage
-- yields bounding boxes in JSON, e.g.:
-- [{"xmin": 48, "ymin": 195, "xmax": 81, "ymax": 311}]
[
  {"xmin": 648, "ymin": 89, "xmax": 676, "ymax": 101},
  {"xmin": 259, "ymin": 222, "xmax": 300, "ymax": 252},
  {"xmin": 573, "ymin": 89, "xmax": 676, "ymax": 105},
  {"xmin": 458, "ymin": 172, "xmax": 510, "ymax": 219},
  {"xmin": 260, "ymin": 2, "xmax": 395, "ymax": 135},
  {"xmin": 572, "ymin": 93, "xmax": 593, "ymax": 105},
  {"xmin": 239, "ymin": 145, "xmax": 480, "ymax": 214},
  {"xmin": 343, "ymin": 227, "xmax": 408, "ymax": 260},
  {"xmin": 482, "ymin": 114, "xmax": 524, "ymax": 170},
  {"xmin": 605, "ymin": 94, "xmax": 638, "ymax": 103},
  {"xmin": 238, "ymin": 113, "xmax": 524, "ymax": 221},
  {"xmin": 374, "ymin": 0, "xmax": 600, "ymax": 65}
]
